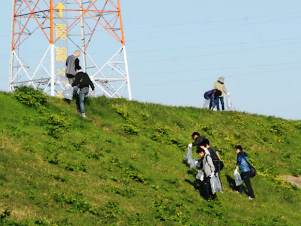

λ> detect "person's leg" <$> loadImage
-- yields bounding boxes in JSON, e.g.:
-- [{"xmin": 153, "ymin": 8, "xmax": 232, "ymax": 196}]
[
  {"xmin": 237, "ymin": 184, "xmax": 244, "ymax": 193},
  {"xmin": 215, "ymin": 97, "xmax": 220, "ymax": 111},
  {"xmin": 73, "ymin": 86, "xmax": 78, "ymax": 97},
  {"xmin": 203, "ymin": 177, "xmax": 211, "ymax": 200},
  {"xmin": 242, "ymin": 172, "xmax": 255, "ymax": 198},
  {"xmin": 75, "ymin": 88, "xmax": 80, "ymax": 112},
  {"xmin": 79, "ymin": 90, "xmax": 86, "ymax": 114},
  {"xmin": 220, "ymin": 96, "xmax": 225, "ymax": 110},
  {"xmin": 211, "ymin": 193, "xmax": 217, "ymax": 200},
  {"xmin": 195, "ymin": 179, "xmax": 205, "ymax": 197},
  {"xmin": 209, "ymin": 98, "xmax": 213, "ymax": 110}
]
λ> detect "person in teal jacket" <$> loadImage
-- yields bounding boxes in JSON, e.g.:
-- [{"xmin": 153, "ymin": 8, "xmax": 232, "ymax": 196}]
[{"xmin": 235, "ymin": 145, "xmax": 255, "ymax": 200}]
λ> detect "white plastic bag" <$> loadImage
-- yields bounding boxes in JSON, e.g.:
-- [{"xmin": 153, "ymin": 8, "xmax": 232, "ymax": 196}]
[
  {"xmin": 63, "ymin": 85, "xmax": 73, "ymax": 100},
  {"xmin": 210, "ymin": 174, "xmax": 222, "ymax": 194},
  {"xmin": 184, "ymin": 143, "xmax": 198, "ymax": 169},
  {"xmin": 226, "ymin": 94, "xmax": 233, "ymax": 110},
  {"xmin": 234, "ymin": 168, "xmax": 243, "ymax": 186}
]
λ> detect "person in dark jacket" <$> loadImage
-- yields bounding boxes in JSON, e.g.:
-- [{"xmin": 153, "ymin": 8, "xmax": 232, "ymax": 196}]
[
  {"xmin": 184, "ymin": 132, "xmax": 206, "ymax": 165},
  {"xmin": 203, "ymin": 89, "xmax": 222, "ymax": 110},
  {"xmin": 235, "ymin": 145, "xmax": 255, "ymax": 200},
  {"xmin": 191, "ymin": 131, "xmax": 206, "ymax": 150},
  {"xmin": 72, "ymin": 70, "xmax": 95, "ymax": 118},
  {"xmin": 66, "ymin": 50, "xmax": 82, "ymax": 84}
]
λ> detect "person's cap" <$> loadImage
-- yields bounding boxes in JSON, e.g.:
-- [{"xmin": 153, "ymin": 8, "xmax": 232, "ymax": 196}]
[{"xmin": 218, "ymin": 76, "xmax": 225, "ymax": 83}]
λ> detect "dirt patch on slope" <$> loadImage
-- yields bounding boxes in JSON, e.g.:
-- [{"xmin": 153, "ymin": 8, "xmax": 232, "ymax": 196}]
[{"xmin": 281, "ymin": 175, "xmax": 301, "ymax": 188}]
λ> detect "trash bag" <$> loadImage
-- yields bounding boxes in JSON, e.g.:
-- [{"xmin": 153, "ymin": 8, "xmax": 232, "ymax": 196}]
[
  {"xmin": 234, "ymin": 168, "xmax": 243, "ymax": 186},
  {"xmin": 249, "ymin": 165, "xmax": 256, "ymax": 178},
  {"xmin": 210, "ymin": 174, "xmax": 222, "ymax": 194},
  {"xmin": 225, "ymin": 94, "xmax": 233, "ymax": 110},
  {"xmin": 184, "ymin": 144, "xmax": 198, "ymax": 169},
  {"xmin": 63, "ymin": 85, "xmax": 73, "ymax": 100}
]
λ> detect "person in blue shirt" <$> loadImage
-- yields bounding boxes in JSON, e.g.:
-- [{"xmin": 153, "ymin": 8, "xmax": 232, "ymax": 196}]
[{"xmin": 235, "ymin": 145, "xmax": 255, "ymax": 200}]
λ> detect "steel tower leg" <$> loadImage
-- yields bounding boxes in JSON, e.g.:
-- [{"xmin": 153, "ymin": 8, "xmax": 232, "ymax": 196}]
[{"xmin": 123, "ymin": 46, "xmax": 132, "ymax": 100}]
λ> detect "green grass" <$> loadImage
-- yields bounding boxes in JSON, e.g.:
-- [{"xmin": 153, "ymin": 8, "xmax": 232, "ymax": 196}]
[{"xmin": 0, "ymin": 88, "xmax": 301, "ymax": 226}]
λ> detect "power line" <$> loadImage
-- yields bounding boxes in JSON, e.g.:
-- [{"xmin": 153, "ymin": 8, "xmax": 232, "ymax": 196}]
[{"xmin": 128, "ymin": 10, "xmax": 301, "ymax": 32}]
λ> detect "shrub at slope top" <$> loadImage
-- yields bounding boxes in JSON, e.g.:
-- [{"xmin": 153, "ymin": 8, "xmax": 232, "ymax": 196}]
[{"xmin": 14, "ymin": 86, "xmax": 48, "ymax": 108}]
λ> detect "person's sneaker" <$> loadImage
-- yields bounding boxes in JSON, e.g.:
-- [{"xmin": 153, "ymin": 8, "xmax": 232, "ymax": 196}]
[
  {"xmin": 248, "ymin": 196, "xmax": 254, "ymax": 200},
  {"xmin": 81, "ymin": 113, "xmax": 86, "ymax": 118}
]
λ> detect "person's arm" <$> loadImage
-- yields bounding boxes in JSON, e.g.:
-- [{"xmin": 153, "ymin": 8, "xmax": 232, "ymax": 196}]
[
  {"xmin": 213, "ymin": 81, "xmax": 218, "ymax": 89},
  {"xmin": 206, "ymin": 155, "xmax": 215, "ymax": 176},
  {"xmin": 75, "ymin": 58, "xmax": 81, "ymax": 71},
  {"xmin": 72, "ymin": 74, "xmax": 80, "ymax": 87},
  {"xmin": 236, "ymin": 155, "xmax": 242, "ymax": 168},
  {"xmin": 88, "ymin": 77, "xmax": 95, "ymax": 91},
  {"xmin": 188, "ymin": 159, "xmax": 198, "ymax": 169}
]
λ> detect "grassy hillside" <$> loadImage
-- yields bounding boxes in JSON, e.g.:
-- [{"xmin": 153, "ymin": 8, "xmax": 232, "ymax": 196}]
[{"xmin": 0, "ymin": 88, "xmax": 301, "ymax": 226}]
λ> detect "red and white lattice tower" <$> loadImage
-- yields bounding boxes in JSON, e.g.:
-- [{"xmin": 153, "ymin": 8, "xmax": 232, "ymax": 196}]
[{"xmin": 9, "ymin": 0, "xmax": 132, "ymax": 99}]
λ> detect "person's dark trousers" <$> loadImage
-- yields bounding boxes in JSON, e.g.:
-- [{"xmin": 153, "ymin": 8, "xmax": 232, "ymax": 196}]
[
  {"xmin": 209, "ymin": 97, "xmax": 219, "ymax": 110},
  {"xmin": 209, "ymin": 97, "xmax": 220, "ymax": 110},
  {"xmin": 194, "ymin": 179, "xmax": 203, "ymax": 192},
  {"xmin": 218, "ymin": 96, "xmax": 225, "ymax": 110},
  {"xmin": 202, "ymin": 177, "xmax": 212, "ymax": 200},
  {"xmin": 214, "ymin": 97, "xmax": 220, "ymax": 111},
  {"xmin": 209, "ymin": 98, "xmax": 213, "ymax": 110},
  {"xmin": 74, "ymin": 87, "xmax": 80, "ymax": 112},
  {"xmin": 240, "ymin": 172, "xmax": 255, "ymax": 198}
]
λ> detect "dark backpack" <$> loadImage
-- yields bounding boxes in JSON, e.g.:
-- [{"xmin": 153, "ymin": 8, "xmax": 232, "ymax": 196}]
[
  {"xmin": 204, "ymin": 90, "xmax": 213, "ymax": 100},
  {"xmin": 208, "ymin": 148, "xmax": 224, "ymax": 173},
  {"xmin": 245, "ymin": 158, "xmax": 256, "ymax": 178}
]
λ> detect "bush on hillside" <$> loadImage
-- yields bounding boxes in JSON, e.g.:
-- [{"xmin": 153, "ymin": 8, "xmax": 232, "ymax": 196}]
[
  {"xmin": 45, "ymin": 113, "xmax": 70, "ymax": 138},
  {"xmin": 122, "ymin": 123, "xmax": 140, "ymax": 135},
  {"xmin": 112, "ymin": 104, "xmax": 130, "ymax": 120},
  {"xmin": 13, "ymin": 86, "xmax": 47, "ymax": 108}
]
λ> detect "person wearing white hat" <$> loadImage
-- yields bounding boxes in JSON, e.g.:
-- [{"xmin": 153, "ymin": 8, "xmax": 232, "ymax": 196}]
[{"xmin": 214, "ymin": 76, "xmax": 228, "ymax": 111}]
